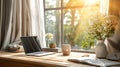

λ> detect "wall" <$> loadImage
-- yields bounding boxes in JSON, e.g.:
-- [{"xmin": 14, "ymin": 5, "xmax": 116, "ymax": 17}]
[{"xmin": 109, "ymin": 0, "xmax": 120, "ymax": 16}]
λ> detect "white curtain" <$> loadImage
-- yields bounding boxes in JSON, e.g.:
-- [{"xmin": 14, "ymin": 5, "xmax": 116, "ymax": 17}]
[
  {"xmin": 100, "ymin": 0, "xmax": 109, "ymax": 15},
  {"xmin": 30, "ymin": 0, "xmax": 46, "ymax": 48},
  {"xmin": 0, "ymin": 0, "xmax": 46, "ymax": 50}
]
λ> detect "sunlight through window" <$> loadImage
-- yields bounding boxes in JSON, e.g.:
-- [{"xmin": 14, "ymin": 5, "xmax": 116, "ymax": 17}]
[
  {"xmin": 84, "ymin": 0, "xmax": 99, "ymax": 6},
  {"xmin": 44, "ymin": 0, "xmax": 109, "ymax": 50}
]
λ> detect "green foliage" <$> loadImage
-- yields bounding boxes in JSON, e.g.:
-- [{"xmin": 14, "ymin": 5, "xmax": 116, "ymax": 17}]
[
  {"xmin": 81, "ymin": 34, "xmax": 95, "ymax": 49},
  {"xmin": 64, "ymin": 22, "xmax": 81, "ymax": 45},
  {"xmin": 63, "ymin": 4, "xmax": 100, "ymax": 48}
]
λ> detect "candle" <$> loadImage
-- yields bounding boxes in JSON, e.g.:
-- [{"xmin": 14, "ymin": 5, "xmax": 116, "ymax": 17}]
[{"xmin": 62, "ymin": 44, "xmax": 71, "ymax": 56}]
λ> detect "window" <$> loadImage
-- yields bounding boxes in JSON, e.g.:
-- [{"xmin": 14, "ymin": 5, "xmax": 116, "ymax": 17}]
[{"xmin": 44, "ymin": 0, "xmax": 108, "ymax": 49}]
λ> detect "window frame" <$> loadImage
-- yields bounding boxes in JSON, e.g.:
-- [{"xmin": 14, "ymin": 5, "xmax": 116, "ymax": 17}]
[{"xmin": 43, "ymin": 0, "xmax": 102, "ymax": 52}]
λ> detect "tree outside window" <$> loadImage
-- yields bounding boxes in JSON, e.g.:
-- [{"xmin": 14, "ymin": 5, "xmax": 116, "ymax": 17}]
[{"xmin": 44, "ymin": 0, "xmax": 107, "ymax": 49}]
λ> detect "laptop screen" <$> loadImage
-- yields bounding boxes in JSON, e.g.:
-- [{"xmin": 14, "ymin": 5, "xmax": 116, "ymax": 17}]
[{"xmin": 20, "ymin": 36, "xmax": 42, "ymax": 54}]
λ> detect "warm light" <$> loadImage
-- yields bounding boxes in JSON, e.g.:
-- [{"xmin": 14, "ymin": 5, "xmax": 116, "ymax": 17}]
[{"xmin": 84, "ymin": 0, "xmax": 99, "ymax": 5}]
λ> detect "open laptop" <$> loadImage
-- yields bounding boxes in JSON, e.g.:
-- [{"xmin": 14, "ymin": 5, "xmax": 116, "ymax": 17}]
[{"xmin": 20, "ymin": 36, "xmax": 55, "ymax": 56}]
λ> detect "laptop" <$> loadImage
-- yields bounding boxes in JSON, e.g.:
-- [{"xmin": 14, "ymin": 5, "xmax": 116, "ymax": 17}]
[{"xmin": 20, "ymin": 36, "xmax": 55, "ymax": 56}]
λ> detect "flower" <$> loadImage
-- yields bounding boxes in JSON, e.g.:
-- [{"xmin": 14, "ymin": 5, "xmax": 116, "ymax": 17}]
[
  {"xmin": 87, "ymin": 14, "xmax": 118, "ymax": 40},
  {"xmin": 45, "ymin": 33, "xmax": 53, "ymax": 40},
  {"xmin": 45, "ymin": 33, "xmax": 54, "ymax": 47}
]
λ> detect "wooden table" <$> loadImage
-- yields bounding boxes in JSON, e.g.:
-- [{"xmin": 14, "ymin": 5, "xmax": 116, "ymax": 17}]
[{"xmin": 0, "ymin": 51, "xmax": 119, "ymax": 67}]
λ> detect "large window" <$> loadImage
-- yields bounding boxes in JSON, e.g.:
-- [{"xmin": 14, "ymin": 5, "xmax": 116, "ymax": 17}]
[{"xmin": 44, "ymin": 0, "xmax": 105, "ymax": 49}]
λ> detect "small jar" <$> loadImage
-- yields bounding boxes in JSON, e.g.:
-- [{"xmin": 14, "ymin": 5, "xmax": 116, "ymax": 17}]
[{"xmin": 62, "ymin": 44, "xmax": 71, "ymax": 56}]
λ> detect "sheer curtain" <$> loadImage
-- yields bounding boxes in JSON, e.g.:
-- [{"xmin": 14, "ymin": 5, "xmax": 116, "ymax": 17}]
[
  {"xmin": 30, "ymin": 0, "xmax": 46, "ymax": 48},
  {"xmin": 0, "ymin": 0, "xmax": 46, "ymax": 51},
  {"xmin": 100, "ymin": 0, "xmax": 109, "ymax": 15}
]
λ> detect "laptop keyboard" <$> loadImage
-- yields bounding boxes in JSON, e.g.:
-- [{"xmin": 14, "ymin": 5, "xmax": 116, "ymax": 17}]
[
  {"xmin": 33, "ymin": 51, "xmax": 48, "ymax": 54},
  {"xmin": 26, "ymin": 51, "xmax": 55, "ymax": 56}
]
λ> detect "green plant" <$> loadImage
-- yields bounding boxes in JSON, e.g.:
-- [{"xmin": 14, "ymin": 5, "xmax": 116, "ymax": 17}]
[
  {"xmin": 65, "ymin": 23, "xmax": 81, "ymax": 46},
  {"xmin": 87, "ymin": 14, "xmax": 118, "ymax": 40},
  {"xmin": 81, "ymin": 34, "xmax": 95, "ymax": 49}
]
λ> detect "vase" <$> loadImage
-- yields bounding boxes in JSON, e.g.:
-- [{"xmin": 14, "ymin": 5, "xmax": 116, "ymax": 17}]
[
  {"xmin": 95, "ymin": 40, "xmax": 108, "ymax": 58},
  {"xmin": 49, "ymin": 43, "xmax": 56, "ymax": 48}
]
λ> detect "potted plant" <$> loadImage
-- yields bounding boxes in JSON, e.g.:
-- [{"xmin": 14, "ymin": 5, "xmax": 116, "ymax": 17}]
[
  {"xmin": 87, "ymin": 14, "xmax": 118, "ymax": 58},
  {"xmin": 45, "ymin": 33, "xmax": 54, "ymax": 47},
  {"xmin": 49, "ymin": 42, "xmax": 56, "ymax": 48}
]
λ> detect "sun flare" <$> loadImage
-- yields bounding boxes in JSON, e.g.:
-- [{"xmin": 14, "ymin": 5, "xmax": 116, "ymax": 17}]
[{"xmin": 85, "ymin": 0, "xmax": 99, "ymax": 5}]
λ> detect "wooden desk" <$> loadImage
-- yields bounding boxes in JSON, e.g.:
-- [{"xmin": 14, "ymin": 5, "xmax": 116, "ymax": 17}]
[{"xmin": 0, "ymin": 51, "xmax": 119, "ymax": 67}]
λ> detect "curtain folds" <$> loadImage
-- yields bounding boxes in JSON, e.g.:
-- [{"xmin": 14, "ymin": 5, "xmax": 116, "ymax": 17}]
[
  {"xmin": 0, "ymin": 0, "xmax": 13, "ymax": 50},
  {"xmin": 29, "ymin": 0, "xmax": 46, "ymax": 48},
  {"xmin": 0, "ymin": 0, "xmax": 46, "ymax": 50}
]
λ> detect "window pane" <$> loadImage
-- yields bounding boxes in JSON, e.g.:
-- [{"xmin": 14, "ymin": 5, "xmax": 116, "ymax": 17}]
[
  {"xmin": 63, "ymin": 8, "xmax": 82, "ymax": 49},
  {"xmin": 45, "ymin": 0, "xmax": 61, "ymax": 8},
  {"xmin": 45, "ymin": 10, "xmax": 61, "ymax": 47},
  {"xmin": 44, "ymin": 0, "xmax": 101, "ymax": 50},
  {"xmin": 63, "ymin": 6, "xmax": 100, "ymax": 49}
]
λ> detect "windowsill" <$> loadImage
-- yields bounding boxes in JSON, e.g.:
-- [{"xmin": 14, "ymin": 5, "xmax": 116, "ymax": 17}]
[
  {"xmin": 43, "ymin": 47, "xmax": 95, "ymax": 54},
  {"xmin": 15, "ymin": 46, "xmax": 95, "ymax": 54},
  {"xmin": 71, "ymin": 49, "xmax": 95, "ymax": 53}
]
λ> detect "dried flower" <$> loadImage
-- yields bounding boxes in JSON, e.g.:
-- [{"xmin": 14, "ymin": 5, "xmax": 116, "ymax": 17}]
[
  {"xmin": 45, "ymin": 33, "xmax": 53, "ymax": 40},
  {"xmin": 87, "ymin": 14, "xmax": 118, "ymax": 40}
]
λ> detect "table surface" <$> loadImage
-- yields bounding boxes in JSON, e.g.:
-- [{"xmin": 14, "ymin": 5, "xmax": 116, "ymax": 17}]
[{"xmin": 0, "ymin": 51, "xmax": 119, "ymax": 67}]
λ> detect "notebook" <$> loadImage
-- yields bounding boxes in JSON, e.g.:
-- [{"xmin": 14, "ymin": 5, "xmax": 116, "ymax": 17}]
[
  {"xmin": 68, "ymin": 57, "xmax": 120, "ymax": 67},
  {"xmin": 20, "ymin": 36, "xmax": 55, "ymax": 56}
]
